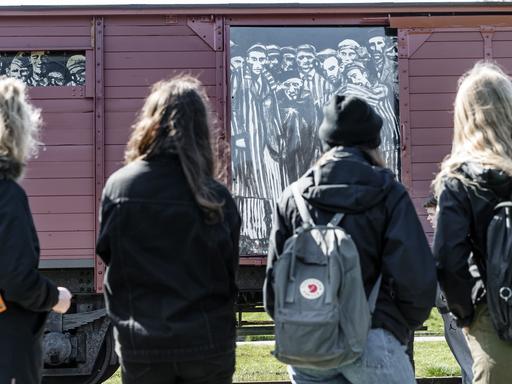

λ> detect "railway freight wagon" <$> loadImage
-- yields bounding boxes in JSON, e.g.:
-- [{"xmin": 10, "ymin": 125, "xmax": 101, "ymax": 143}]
[{"xmin": 2, "ymin": 0, "xmax": 512, "ymax": 382}]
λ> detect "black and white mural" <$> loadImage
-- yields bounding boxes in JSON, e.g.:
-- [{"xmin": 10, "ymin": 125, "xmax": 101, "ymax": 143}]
[
  {"xmin": 0, "ymin": 51, "xmax": 86, "ymax": 87},
  {"xmin": 230, "ymin": 27, "xmax": 399, "ymax": 255}
]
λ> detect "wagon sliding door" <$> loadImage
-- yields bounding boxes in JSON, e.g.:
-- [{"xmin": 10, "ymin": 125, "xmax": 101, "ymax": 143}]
[
  {"xmin": 393, "ymin": 16, "xmax": 512, "ymax": 239},
  {"xmin": 228, "ymin": 23, "xmax": 400, "ymax": 257},
  {"xmin": 0, "ymin": 16, "xmax": 96, "ymax": 285}
]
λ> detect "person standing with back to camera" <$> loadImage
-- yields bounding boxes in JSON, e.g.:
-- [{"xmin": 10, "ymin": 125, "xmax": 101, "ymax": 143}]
[
  {"xmin": 0, "ymin": 77, "xmax": 72, "ymax": 383},
  {"xmin": 433, "ymin": 61, "xmax": 512, "ymax": 384},
  {"xmin": 96, "ymin": 75, "xmax": 241, "ymax": 384},
  {"xmin": 266, "ymin": 94, "xmax": 436, "ymax": 384}
]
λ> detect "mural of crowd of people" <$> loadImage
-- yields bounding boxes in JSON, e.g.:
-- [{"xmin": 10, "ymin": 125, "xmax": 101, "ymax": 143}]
[
  {"xmin": 230, "ymin": 27, "xmax": 399, "ymax": 255},
  {"xmin": 0, "ymin": 51, "xmax": 86, "ymax": 87}
]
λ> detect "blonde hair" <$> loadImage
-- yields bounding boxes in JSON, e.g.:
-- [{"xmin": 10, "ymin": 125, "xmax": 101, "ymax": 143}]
[
  {"xmin": 433, "ymin": 61, "xmax": 512, "ymax": 195},
  {"xmin": 0, "ymin": 77, "xmax": 41, "ymax": 179}
]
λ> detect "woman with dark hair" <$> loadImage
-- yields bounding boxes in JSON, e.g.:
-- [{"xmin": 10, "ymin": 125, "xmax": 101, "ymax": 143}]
[{"xmin": 96, "ymin": 75, "xmax": 241, "ymax": 384}]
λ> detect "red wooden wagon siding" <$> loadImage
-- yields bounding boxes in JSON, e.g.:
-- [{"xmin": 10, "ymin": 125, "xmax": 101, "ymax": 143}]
[
  {"xmin": 0, "ymin": 16, "xmax": 98, "ymax": 269},
  {"xmin": 394, "ymin": 16, "xmax": 512, "ymax": 240}
]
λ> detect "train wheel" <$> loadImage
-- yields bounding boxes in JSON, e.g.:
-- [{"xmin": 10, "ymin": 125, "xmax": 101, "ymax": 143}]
[{"xmin": 42, "ymin": 327, "xmax": 118, "ymax": 384}]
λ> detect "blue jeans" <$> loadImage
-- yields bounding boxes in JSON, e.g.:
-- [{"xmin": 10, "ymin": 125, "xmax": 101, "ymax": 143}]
[{"xmin": 288, "ymin": 328, "xmax": 415, "ymax": 384}]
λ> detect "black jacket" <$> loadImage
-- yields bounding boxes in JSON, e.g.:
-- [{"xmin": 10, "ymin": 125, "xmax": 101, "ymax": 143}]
[
  {"xmin": 96, "ymin": 155, "xmax": 241, "ymax": 362},
  {"xmin": 433, "ymin": 163, "xmax": 512, "ymax": 327},
  {"xmin": 0, "ymin": 159, "xmax": 59, "ymax": 383},
  {"xmin": 266, "ymin": 147, "xmax": 436, "ymax": 344}
]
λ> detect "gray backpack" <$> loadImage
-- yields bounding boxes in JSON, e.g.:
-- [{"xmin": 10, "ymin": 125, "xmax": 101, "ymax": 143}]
[{"xmin": 270, "ymin": 182, "xmax": 381, "ymax": 369}]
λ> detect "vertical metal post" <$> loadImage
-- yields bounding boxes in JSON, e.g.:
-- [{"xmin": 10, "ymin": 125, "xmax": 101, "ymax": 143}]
[
  {"xmin": 481, "ymin": 26, "xmax": 494, "ymax": 61},
  {"xmin": 214, "ymin": 16, "xmax": 228, "ymax": 185},
  {"xmin": 398, "ymin": 28, "xmax": 412, "ymax": 191},
  {"xmin": 93, "ymin": 17, "xmax": 105, "ymax": 294}
]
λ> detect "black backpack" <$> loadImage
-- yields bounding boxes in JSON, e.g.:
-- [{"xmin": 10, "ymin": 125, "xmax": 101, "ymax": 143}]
[{"xmin": 486, "ymin": 200, "xmax": 512, "ymax": 341}]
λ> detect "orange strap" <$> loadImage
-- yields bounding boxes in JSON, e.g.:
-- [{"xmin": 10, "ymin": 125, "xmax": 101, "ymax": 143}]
[{"xmin": 0, "ymin": 294, "xmax": 6, "ymax": 313}]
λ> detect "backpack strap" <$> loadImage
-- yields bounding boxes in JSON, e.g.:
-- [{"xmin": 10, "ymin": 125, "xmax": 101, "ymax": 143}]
[
  {"xmin": 291, "ymin": 182, "xmax": 315, "ymax": 226},
  {"xmin": 329, "ymin": 213, "xmax": 345, "ymax": 227},
  {"xmin": 368, "ymin": 274, "xmax": 382, "ymax": 315}
]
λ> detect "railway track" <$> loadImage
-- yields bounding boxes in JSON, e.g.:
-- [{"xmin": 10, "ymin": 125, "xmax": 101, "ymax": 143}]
[{"xmin": 234, "ymin": 379, "xmax": 461, "ymax": 384}]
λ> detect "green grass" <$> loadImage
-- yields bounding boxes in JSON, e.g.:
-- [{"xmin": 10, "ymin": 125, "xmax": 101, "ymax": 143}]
[
  {"xmin": 104, "ymin": 339, "xmax": 460, "ymax": 383},
  {"xmin": 423, "ymin": 308, "xmax": 445, "ymax": 335}
]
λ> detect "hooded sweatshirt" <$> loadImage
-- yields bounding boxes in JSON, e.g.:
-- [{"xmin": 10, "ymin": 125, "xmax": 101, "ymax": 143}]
[
  {"xmin": 266, "ymin": 147, "xmax": 436, "ymax": 344},
  {"xmin": 433, "ymin": 163, "xmax": 512, "ymax": 327}
]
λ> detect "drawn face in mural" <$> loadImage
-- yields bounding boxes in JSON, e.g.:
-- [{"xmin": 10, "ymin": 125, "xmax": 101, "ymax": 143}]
[
  {"xmin": 231, "ymin": 55, "xmax": 244, "ymax": 69},
  {"xmin": 48, "ymin": 70, "xmax": 66, "ymax": 86},
  {"xmin": 368, "ymin": 36, "xmax": 386, "ymax": 64},
  {"xmin": 30, "ymin": 51, "xmax": 49, "ymax": 76},
  {"xmin": 67, "ymin": 55, "xmax": 86, "ymax": 85},
  {"xmin": 267, "ymin": 54, "xmax": 281, "ymax": 70},
  {"xmin": 282, "ymin": 52, "xmax": 296, "ymax": 71},
  {"xmin": 296, "ymin": 50, "xmax": 315, "ymax": 73},
  {"xmin": 8, "ymin": 58, "xmax": 30, "ymax": 82},
  {"xmin": 281, "ymin": 76, "xmax": 304, "ymax": 100},
  {"xmin": 338, "ymin": 47, "xmax": 358, "ymax": 66},
  {"xmin": 322, "ymin": 56, "xmax": 341, "ymax": 84},
  {"xmin": 247, "ymin": 50, "xmax": 267, "ymax": 76},
  {"xmin": 346, "ymin": 65, "xmax": 371, "ymax": 87}
]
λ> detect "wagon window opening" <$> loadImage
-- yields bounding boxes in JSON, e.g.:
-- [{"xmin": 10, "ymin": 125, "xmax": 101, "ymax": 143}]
[
  {"xmin": 0, "ymin": 50, "xmax": 86, "ymax": 87},
  {"xmin": 229, "ymin": 26, "xmax": 399, "ymax": 256}
]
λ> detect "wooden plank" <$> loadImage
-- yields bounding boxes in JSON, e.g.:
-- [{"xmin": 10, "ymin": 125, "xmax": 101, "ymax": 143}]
[
  {"xmin": 29, "ymin": 196, "xmax": 94, "ymax": 214},
  {"xmin": 105, "ymin": 98, "xmax": 144, "ymax": 112},
  {"xmin": 105, "ymin": 111, "xmax": 137, "ymax": 130},
  {"xmin": 409, "ymin": 76, "xmax": 460, "ymax": 94},
  {"xmin": 105, "ymin": 84, "xmax": 216, "ymax": 99},
  {"xmin": 412, "ymin": 41, "xmax": 483, "ymax": 59},
  {"xmin": 105, "ymin": 145, "xmax": 125, "ymax": 162},
  {"xmin": 42, "ymin": 112, "xmax": 93, "ymax": 130},
  {"xmin": 492, "ymin": 41, "xmax": 512, "ymax": 58},
  {"xmin": 105, "ymin": 51, "xmax": 216, "ymax": 69},
  {"xmin": 411, "ymin": 180, "xmax": 432, "ymax": 198},
  {"xmin": 105, "ymin": 127, "xmax": 130, "ymax": 145},
  {"xmin": 492, "ymin": 58, "xmax": 512, "ymax": 74},
  {"xmin": 410, "ymin": 110, "xmax": 453, "ymax": 128},
  {"xmin": 22, "ymin": 178, "xmax": 94, "ymax": 196},
  {"xmin": 41, "ymin": 249, "xmax": 94, "ymax": 257},
  {"xmin": 411, "ymin": 145, "xmax": 451, "ymax": 163},
  {"xmin": 105, "ymin": 35, "xmax": 210, "ymax": 52},
  {"xmin": 25, "ymin": 161, "xmax": 93, "ymax": 179},
  {"xmin": 105, "ymin": 68, "xmax": 217, "ymax": 87},
  {"xmin": 29, "ymin": 87, "xmax": 87, "ymax": 100},
  {"xmin": 0, "ymin": 26, "xmax": 91, "ymax": 36},
  {"xmin": 39, "ymin": 231, "xmax": 94, "ymax": 250},
  {"xmin": 104, "ymin": 15, "xmax": 186, "ymax": 26},
  {"xmin": 410, "ymin": 93, "xmax": 455, "ymax": 111},
  {"xmin": 409, "ymin": 58, "xmax": 477, "ymax": 76},
  {"xmin": 104, "ymin": 25, "xmax": 194, "ymax": 36},
  {"xmin": 493, "ymin": 31, "xmax": 512, "ymax": 41},
  {"xmin": 0, "ymin": 17, "xmax": 91, "ymax": 27},
  {"xmin": 41, "ymin": 128, "xmax": 93, "ymax": 146},
  {"xmin": 412, "ymin": 162, "xmax": 441, "ymax": 181},
  {"xmin": 0, "ymin": 36, "xmax": 91, "ymax": 49},
  {"xmin": 33, "ymin": 213, "xmax": 94, "ymax": 231},
  {"xmin": 30, "ymin": 145, "xmax": 93, "ymax": 162},
  {"xmin": 411, "ymin": 128, "xmax": 453, "ymax": 146},
  {"xmin": 32, "ymin": 99, "xmax": 93, "ymax": 113},
  {"xmin": 428, "ymin": 31, "xmax": 483, "ymax": 42}
]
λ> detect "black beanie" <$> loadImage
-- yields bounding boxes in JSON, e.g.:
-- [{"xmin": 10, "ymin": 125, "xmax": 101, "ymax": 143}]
[{"xmin": 318, "ymin": 94, "xmax": 383, "ymax": 149}]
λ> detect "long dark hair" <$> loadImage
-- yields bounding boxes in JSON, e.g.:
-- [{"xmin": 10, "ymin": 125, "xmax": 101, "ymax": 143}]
[{"xmin": 125, "ymin": 75, "xmax": 223, "ymax": 222}]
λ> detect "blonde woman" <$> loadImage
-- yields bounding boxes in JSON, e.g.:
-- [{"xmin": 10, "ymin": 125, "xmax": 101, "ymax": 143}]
[
  {"xmin": 433, "ymin": 61, "xmax": 512, "ymax": 383},
  {"xmin": 0, "ymin": 77, "xmax": 71, "ymax": 383},
  {"xmin": 96, "ymin": 75, "xmax": 240, "ymax": 384}
]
